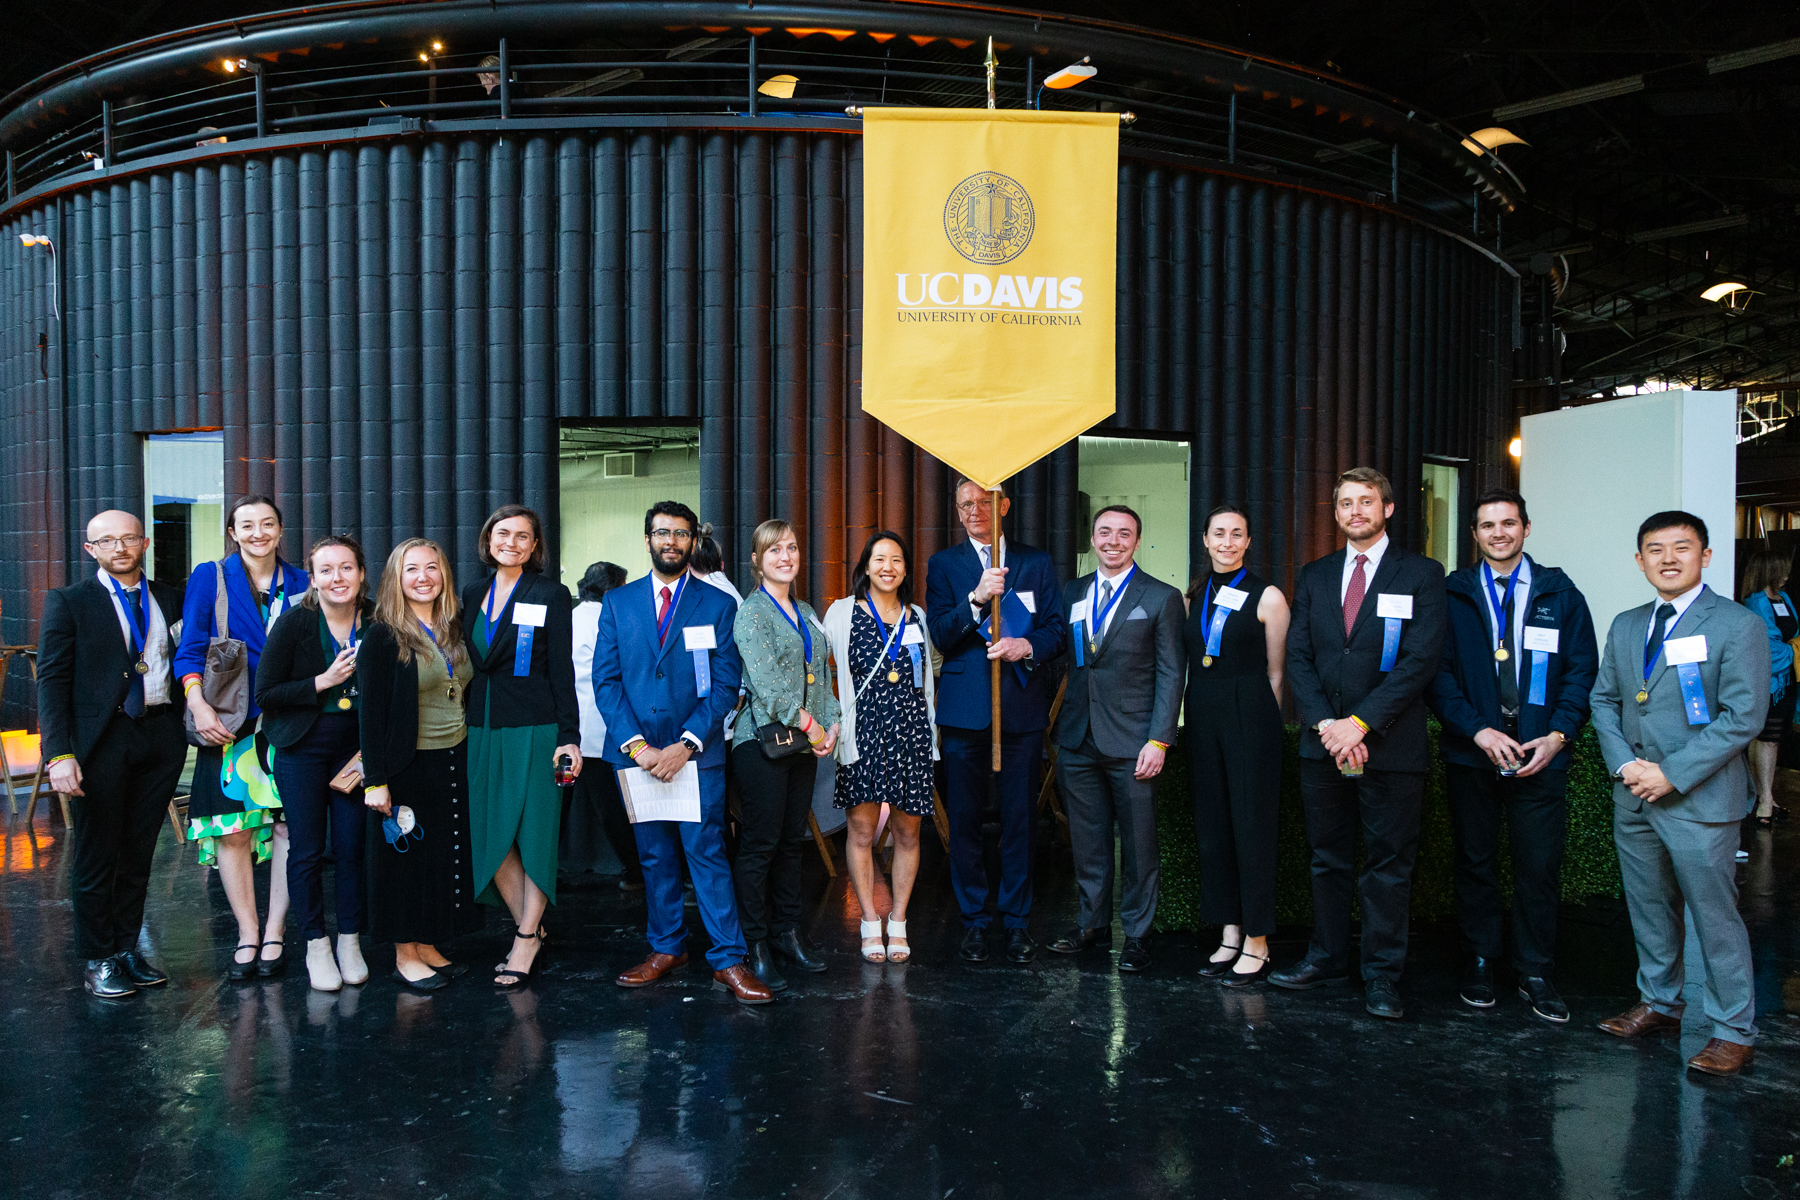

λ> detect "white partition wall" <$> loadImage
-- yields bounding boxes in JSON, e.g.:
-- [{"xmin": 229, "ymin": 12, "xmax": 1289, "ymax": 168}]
[{"xmin": 1519, "ymin": 390, "xmax": 1737, "ymax": 633}]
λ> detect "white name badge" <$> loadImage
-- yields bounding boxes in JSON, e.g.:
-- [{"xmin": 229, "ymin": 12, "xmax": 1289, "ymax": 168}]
[
  {"xmin": 1663, "ymin": 634, "xmax": 1708, "ymax": 666},
  {"xmin": 902, "ymin": 623, "xmax": 926, "ymax": 646},
  {"xmin": 1520, "ymin": 626, "xmax": 1560, "ymax": 654},
  {"xmin": 682, "ymin": 625, "xmax": 717, "ymax": 651},
  {"xmin": 1216, "ymin": 586, "xmax": 1250, "ymax": 612},
  {"xmin": 1069, "ymin": 599, "xmax": 1090, "ymax": 626},
  {"xmin": 1375, "ymin": 593, "xmax": 1414, "ymax": 620},
  {"xmin": 512, "ymin": 603, "xmax": 547, "ymax": 627},
  {"xmin": 1777, "ymin": 603, "xmax": 1791, "ymax": 617},
  {"xmin": 1017, "ymin": 590, "xmax": 1036, "ymax": 613}
]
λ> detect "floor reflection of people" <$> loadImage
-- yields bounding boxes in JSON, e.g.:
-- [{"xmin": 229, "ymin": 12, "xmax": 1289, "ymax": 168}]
[
  {"xmin": 494, "ymin": 987, "xmax": 547, "ymax": 1093},
  {"xmin": 845, "ymin": 963, "xmax": 921, "ymax": 1112},
  {"xmin": 221, "ymin": 983, "xmax": 293, "ymax": 1106}
]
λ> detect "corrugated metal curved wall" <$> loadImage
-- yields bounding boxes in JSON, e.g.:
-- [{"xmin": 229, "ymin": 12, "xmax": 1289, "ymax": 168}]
[{"xmin": 0, "ymin": 127, "xmax": 1510, "ymax": 725}]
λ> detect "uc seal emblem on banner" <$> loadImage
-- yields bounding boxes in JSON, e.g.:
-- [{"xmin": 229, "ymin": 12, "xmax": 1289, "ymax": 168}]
[{"xmin": 944, "ymin": 172, "xmax": 1035, "ymax": 264}]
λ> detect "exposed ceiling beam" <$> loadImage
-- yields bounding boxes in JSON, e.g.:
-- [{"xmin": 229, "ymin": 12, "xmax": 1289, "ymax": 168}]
[{"xmin": 1491, "ymin": 75, "xmax": 1644, "ymax": 120}]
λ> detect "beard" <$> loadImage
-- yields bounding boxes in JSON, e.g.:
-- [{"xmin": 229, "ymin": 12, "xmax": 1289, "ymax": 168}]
[{"xmin": 654, "ymin": 544, "xmax": 693, "ymax": 576}]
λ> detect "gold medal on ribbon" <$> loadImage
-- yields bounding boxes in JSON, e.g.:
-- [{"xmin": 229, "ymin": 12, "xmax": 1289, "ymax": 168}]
[
  {"xmin": 337, "ymin": 697, "xmax": 352, "ymax": 711},
  {"xmin": 1202, "ymin": 655, "xmax": 1214, "ymax": 668},
  {"xmin": 134, "ymin": 659, "xmax": 149, "ymax": 674},
  {"xmin": 447, "ymin": 684, "xmax": 458, "ymax": 701},
  {"xmin": 806, "ymin": 673, "xmax": 815, "ymax": 685},
  {"xmin": 1635, "ymin": 689, "xmax": 1649, "ymax": 704},
  {"xmin": 888, "ymin": 669, "xmax": 901, "ymax": 684},
  {"xmin": 1494, "ymin": 648, "xmax": 1509, "ymax": 662}
]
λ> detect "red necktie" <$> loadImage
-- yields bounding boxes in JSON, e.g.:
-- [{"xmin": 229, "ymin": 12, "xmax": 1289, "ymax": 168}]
[
  {"xmin": 656, "ymin": 586, "xmax": 673, "ymax": 638},
  {"xmin": 1343, "ymin": 553, "xmax": 1369, "ymax": 637}
]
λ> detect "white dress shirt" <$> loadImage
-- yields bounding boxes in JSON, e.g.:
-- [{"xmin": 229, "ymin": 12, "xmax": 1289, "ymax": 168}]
[
  {"xmin": 1646, "ymin": 581, "xmax": 1706, "ymax": 645},
  {"xmin": 98, "ymin": 569, "xmax": 172, "ymax": 706},
  {"xmin": 572, "ymin": 600, "xmax": 607, "ymax": 757},
  {"xmin": 1479, "ymin": 555, "xmax": 1532, "ymax": 686},
  {"xmin": 1087, "ymin": 561, "xmax": 1136, "ymax": 643},
  {"xmin": 968, "ymin": 536, "xmax": 1007, "ymax": 622},
  {"xmin": 1339, "ymin": 534, "xmax": 1390, "ymax": 603}
]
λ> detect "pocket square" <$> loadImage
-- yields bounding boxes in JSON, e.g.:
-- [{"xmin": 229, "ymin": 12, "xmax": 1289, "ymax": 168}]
[{"xmin": 1126, "ymin": 606, "xmax": 1149, "ymax": 620}]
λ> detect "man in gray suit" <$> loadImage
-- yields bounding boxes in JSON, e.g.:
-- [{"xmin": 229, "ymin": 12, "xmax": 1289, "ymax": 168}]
[
  {"xmin": 1590, "ymin": 510, "xmax": 1768, "ymax": 1077},
  {"xmin": 1046, "ymin": 505, "xmax": 1186, "ymax": 972}
]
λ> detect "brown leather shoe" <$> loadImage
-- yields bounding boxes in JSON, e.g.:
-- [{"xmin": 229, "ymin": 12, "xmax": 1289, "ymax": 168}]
[
  {"xmin": 616, "ymin": 951, "xmax": 688, "ymax": 989},
  {"xmin": 712, "ymin": 962, "xmax": 775, "ymax": 1005},
  {"xmin": 1597, "ymin": 1002, "xmax": 1682, "ymax": 1039},
  {"xmin": 1687, "ymin": 1038, "xmax": 1754, "ymax": 1077}
]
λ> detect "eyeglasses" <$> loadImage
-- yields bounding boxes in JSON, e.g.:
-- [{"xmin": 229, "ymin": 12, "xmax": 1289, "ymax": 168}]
[
  {"xmin": 649, "ymin": 529, "xmax": 694, "ymax": 544},
  {"xmin": 87, "ymin": 535, "xmax": 145, "ymax": 550},
  {"xmin": 956, "ymin": 501, "xmax": 992, "ymax": 515}
]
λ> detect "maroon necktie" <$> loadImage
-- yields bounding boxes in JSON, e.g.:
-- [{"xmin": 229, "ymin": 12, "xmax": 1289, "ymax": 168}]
[
  {"xmin": 1343, "ymin": 553, "xmax": 1370, "ymax": 637},
  {"xmin": 656, "ymin": 586, "xmax": 673, "ymax": 639}
]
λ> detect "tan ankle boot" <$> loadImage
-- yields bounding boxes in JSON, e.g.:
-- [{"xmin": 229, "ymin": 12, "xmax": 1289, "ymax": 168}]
[
  {"xmin": 306, "ymin": 937, "xmax": 342, "ymax": 992},
  {"xmin": 336, "ymin": 934, "xmax": 369, "ymax": 986}
]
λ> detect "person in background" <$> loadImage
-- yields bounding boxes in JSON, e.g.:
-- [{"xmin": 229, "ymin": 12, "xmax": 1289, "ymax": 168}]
[
  {"xmin": 176, "ymin": 494, "xmax": 309, "ymax": 981},
  {"xmin": 1428, "ymin": 489, "xmax": 1598, "ymax": 1023},
  {"xmin": 38, "ymin": 511, "xmax": 186, "ymax": 999},
  {"xmin": 1182, "ymin": 505, "xmax": 1289, "ymax": 986},
  {"xmin": 256, "ymin": 534, "xmax": 377, "ymax": 993},
  {"xmin": 825, "ymin": 531, "xmax": 939, "ymax": 965},
  {"xmin": 692, "ymin": 522, "xmax": 743, "ymax": 604},
  {"xmin": 594, "ymin": 501, "xmax": 769, "ymax": 1004},
  {"xmin": 567, "ymin": 561, "xmax": 642, "ymax": 887},
  {"xmin": 463, "ymin": 504, "xmax": 583, "ymax": 989},
  {"xmin": 1272, "ymin": 467, "xmax": 1446, "ymax": 1020},
  {"xmin": 1591, "ymin": 511, "xmax": 1767, "ymax": 1077},
  {"xmin": 731, "ymin": 520, "xmax": 840, "ymax": 991},
  {"xmin": 360, "ymin": 538, "xmax": 481, "ymax": 990},
  {"xmin": 1739, "ymin": 546, "xmax": 1796, "ymax": 828},
  {"xmin": 926, "ymin": 479, "xmax": 1067, "ymax": 965},
  {"xmin": 1047, "ymin": 505, "xmax": 1185, "ymax": 974}
]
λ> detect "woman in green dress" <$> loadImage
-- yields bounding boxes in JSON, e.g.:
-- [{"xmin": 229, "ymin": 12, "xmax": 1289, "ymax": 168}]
[{"xmin": 461, "ymin": 505, "xmax": 582, "ymax": 987}]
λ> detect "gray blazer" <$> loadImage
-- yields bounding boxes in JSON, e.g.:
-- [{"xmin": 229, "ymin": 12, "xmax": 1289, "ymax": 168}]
[
  {"xmin": 1590, "ymin": 587, "xmax": 1769, "ymax": 823},
  {"xmin": 1056, "ymin": 569, "xmax": 1187, "ymax": 758}
]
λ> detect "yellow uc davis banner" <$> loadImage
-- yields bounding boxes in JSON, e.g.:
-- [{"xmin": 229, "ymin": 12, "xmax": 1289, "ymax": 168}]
[{"xmin": 861, "ymin": 109, "xmax": 1118, "ymax": 490}]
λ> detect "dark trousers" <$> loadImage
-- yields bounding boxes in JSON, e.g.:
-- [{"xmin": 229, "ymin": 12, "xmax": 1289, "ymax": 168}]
[
  {"xmin": 1187, "ymin": 717, "xmax": 1283, "ymax": 938},
  {"xmin": 272, "ymin": 712, "xmax": 366, "ymax": 940},
  {"xmin": 941, "ymin": 726, "xmax": 1038, "ymax": 930},
  {"xmin": 68, "ymin": 708, "xmax": 185, "ymax": 960},
  {"xmin": 1058, "ymin": 735, "xmax": 1159, "ymax": 938},
  {"xmin": 564, "ymin": 761, "xmax": 642, "ymax": 879},
  {"xmin": 1445, "ymin": 762, "xmax": 1569, "ymax": 976},
  {"xmin": 1298, "ymin": 759, "xmax": 1425, "ymax": 982},
  {"xmin": 729, "ymin": 741, "xmax": 818, "ymax": 943}
]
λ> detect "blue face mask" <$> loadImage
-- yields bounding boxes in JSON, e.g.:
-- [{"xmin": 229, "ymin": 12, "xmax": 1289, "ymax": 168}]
[{"xmin": 382, "ymin": 805, "xmax": 424, "ymax": 852}]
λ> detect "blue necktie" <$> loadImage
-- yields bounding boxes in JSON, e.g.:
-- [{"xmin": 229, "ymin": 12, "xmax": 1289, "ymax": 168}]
[{"xmin": 123, "ymin": 587, "xmax": 146, "ymax": 718}]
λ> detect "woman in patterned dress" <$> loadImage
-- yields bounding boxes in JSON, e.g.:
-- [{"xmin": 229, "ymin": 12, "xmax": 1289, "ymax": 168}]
[{"xmin": 823, "ymin": 531, "xmax": 940, "ymax": 964}]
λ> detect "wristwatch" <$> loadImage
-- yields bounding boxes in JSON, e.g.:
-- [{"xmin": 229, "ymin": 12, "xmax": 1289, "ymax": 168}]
[
  {"xmin": 1316, "ymin": 719, "xmax": 1333, "ymax": 734},
  {"xmin": 679, "ymin": 732, "xmax": 704, "ymax": 754}
]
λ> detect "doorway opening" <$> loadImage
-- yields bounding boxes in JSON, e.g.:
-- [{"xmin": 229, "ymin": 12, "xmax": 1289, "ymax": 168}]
[
  {"xmin": 1075, "ymin": 436, "xmax": 1191, "ymax": 591},
  {"xmin": 559, "ymin": 424, "xmax": 701, "ymax": 591},
  {"xmin": 143, "ymin": 431, "xmax": 225, "ymax": 583}
]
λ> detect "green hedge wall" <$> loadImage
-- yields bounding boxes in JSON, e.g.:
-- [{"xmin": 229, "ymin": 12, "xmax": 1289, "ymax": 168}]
[{"xmin": 1152, "ymin": 720, "xmax": 1623, "ymax": 932}]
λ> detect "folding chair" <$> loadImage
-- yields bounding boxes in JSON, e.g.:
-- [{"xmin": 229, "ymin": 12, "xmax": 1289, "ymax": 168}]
[
  {"xmin": 1035, "ymin": 675, "xmax": 1071, "ymax": 838},
  {"xmin": 0, "ymin": 647, "xmax": 65, "ymax": 827}
]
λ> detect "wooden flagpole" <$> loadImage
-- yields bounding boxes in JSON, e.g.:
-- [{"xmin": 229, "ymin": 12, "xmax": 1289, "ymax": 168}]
[{"xmin": 990, "ymin": 486, "xmax": 1004, "ymax": 771}]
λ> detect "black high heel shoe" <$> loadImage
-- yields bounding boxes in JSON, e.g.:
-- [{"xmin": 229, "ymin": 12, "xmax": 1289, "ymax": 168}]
[
  {"xmin": 1221, "ymin": 949, "xmax": 1274, "ymax": 987},
  {"xmin": 494, "ymin": 928, "xmax": 546, "ymax": 989}
]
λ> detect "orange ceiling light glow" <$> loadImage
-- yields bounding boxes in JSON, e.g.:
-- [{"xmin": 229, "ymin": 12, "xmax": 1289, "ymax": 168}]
[
  {"xmin": 868, "ymin": 32, "xmax": 897, "ymax": 42},
  {"xmin": 783, "ymin": 28, "xmax": 856, "ymax": 41},
  {"xmin": 908, "ymin": 35, "xmax": 937, "ymax": 46},
  {"xmin": 947, "ymin": 38, "xmax": 975, "ymax": 49}
]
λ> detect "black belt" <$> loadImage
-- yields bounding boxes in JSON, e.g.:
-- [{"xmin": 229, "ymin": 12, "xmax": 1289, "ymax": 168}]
[{"xmin": 120, "ymin": 702, "xmax": 176, "ymax": 719}]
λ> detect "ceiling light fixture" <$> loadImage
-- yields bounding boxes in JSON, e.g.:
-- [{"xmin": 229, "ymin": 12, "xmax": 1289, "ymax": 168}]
[
  {"xmin": 1701, "ymin": 281, "xmax": 1754, "ymax": 314},
  {"xmin": 1036, "ymin": 57, "xmax": 1096, "ymax": 109},
  {"xmin": 16, "ymin": 234, "xmax": 60, "ymax": 320},
  {"xmin": 1460, "ymin": 126, "xmax": 1529, "ymax": 155}
]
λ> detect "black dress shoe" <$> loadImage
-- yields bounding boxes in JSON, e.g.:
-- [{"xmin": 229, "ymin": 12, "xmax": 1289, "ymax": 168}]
[
  {"xmin": 1005, "ymin": 929, "xmax": 1037, "ymax": 964},
  {"xmin": 1460, "ymin": 955, "xmax": 1497, "ymax": 1009},
  {"xmin": 84, "ymin": 957, "xmax": 137, "ymax": 1000},
  {"xmin": 1199, "ymin": 945, "xmax": 1242, "ymax": 978},
  {"xmin": 1518, "ymin": 976, "xmax": 1570, "ymax": 1024},
  {"xmin": 256, "ymin": 939, "xmax": 287, "ymax": 978},
  {"xmin": 747, "ymin": 939, "xmax": 790, "ymax": 993},
  {"xmin": 1221, "ymin": 949, "xmax": 1273, "ymax": 988},
  {"xmin": 392, "ymin": 967, "xmax": 448, "ymax": 992},
  {"xmin": 1364, "ymin": 978, "xmax": 1405, "ymax": 1020},
  {"xmin": 1118, "ymin": 937, "xmax": 1151, "ymax": 973},
  {"xmin": 958, "ymin": 926, "xmax": 990, "ymax": 963},
  {"xmin": 117, "ymin": 950, "xmax": 168, "ymax": 988},
  {"xmin": 772, "ymin": 929, "xmax": 828, "ymax": 974},
  {"xmin": 1269, "ymin": 960, "xmax": 1349, "ymax": 991},
  {"xmin": 1048, "ymin": 927, "xmax": 1112, "ymax": 955}
]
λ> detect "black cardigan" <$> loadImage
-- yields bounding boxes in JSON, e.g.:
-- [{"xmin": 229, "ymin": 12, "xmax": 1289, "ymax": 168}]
[
  {"xmin": 355, "ymin": 621, "xmax": 435, "ymax": 788},
  {"xmin": 460, "ymin": 571, "xmax": 580, "ymax": 744},
  {"xmin": 256, "ymin": 601, "xmax": 376, "ymax": 750}
]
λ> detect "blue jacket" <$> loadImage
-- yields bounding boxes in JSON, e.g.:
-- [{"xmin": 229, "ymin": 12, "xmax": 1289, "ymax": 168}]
[
  {"xmin": 925, "ymin": 539, "xmax": 1066, "ymax": 733},
  {"xmin": 1429, "ymin": 555, "xmax": 1598, "ymax": 772},
  {"xmin": 1742, "ymin": 589, "xmax": 1796, "ymax": 699},
  {"xmin": 591, "ymin": 572, "xmax": 742, "ymax": 769},
  {"xmin": 173, "ymin": 553, "xmax": 310, "ymax": 722}
]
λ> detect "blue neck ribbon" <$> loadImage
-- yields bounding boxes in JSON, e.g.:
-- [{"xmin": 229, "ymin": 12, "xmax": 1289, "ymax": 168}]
[
  {"xmin": 108, "ymin": 576, "xmax": 149, "ymax": 659},
  {"xmin": 1200, "ymin": 567, "xmax": 1247, "ymax": 660},
  {"xmin": 760, "ymin": 586, "xmax": 813, "ymax": 666}
]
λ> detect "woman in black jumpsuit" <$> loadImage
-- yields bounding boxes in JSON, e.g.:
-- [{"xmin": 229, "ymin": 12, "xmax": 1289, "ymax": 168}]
[{"xmin": 1183, "ymin": 505, "xmax": 1290, "ymax": 986}]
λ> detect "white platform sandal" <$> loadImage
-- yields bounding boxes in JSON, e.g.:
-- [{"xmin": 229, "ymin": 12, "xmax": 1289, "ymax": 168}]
[
  {"xmin": 884, "ymin": 919, "xmax": 910, "ymax": 963},
  {"xmin": 860, "ymin": 918, "xmax": 887, "ymax": 963}
]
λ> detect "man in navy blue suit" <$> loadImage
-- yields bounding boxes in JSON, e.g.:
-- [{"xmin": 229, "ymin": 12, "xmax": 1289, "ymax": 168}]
[
  {"xmin": 927, "ymin": 478, "xmax": 1067, "ymax": 964},
  {"xmin": 593, "ymin": 500, "xmax": 772, "ymax": 1005}
]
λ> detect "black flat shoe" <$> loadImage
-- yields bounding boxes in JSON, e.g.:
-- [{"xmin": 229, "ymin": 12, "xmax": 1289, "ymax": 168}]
[
  {"xmin": 772, "ymin": 929, "xmax": 828, "ymax": 974},
  {"xmin": 958, "ymin": 926, "xmax": 990, "ymax": 963},
  {"xmin": 256, "ymin": 940, "xmax": 287, "ymax": 978},
  {"xmin": 85, "ymin": 957, "xmax": 137, "ymax": 1000},
  {"xmin": 1118, "ymin": 937, "xmax": 1151, "ymax": 973},
  {"xmin": 1269, "ymin": 961, "xmax": 1350, "ymax": 991},
  {"xmin": 434, "ymin": 961, "xmax": 471, "ymax": 980},
  {"xmin": 1221, "ymin": 949, "xmax": 1272, "ymax": 987},
  {"xmin": 1005, "ymin": 929, "xmax": 1037, "ymax": 964},
  {"xmin": 393, "ymin": 967, "xmax": 448, "ymax": 992},
  {"xmin": 1048, "ymin": 926, "xmax": 1113, "ymax": 955},
  {"xmin": 117, "ymin": 950, "xmax": 168, "ymax": 988},
  {"xmin": 1199, "ymin": 944, "xmax": 1243, "ymax": 978},
  {"xmin": 227, "ymin": 943, "xmax": 259, "ymax": 982}
]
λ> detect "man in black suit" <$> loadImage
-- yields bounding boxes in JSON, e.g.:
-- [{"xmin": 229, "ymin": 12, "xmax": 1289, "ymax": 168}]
[
  {"xmin": 37, "ymin": 510, "xmax": 187, "ymax": 999},
  {"xmin": 1271, "ymin": 467, "xmax": 1447, "ymax": 1019},
  {"xmin": 1046, "ymin": 505, "xmax": 1186, "ymax": 972}
]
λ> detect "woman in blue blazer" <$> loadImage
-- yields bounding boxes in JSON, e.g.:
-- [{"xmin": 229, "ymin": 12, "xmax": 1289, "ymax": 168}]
[
  {"xmin": 1741, "ymin": 546, "xmax": 1797, "ymax": 826},
  {"xmin": 175, "ymin": 494, "xmax": 310, "ymax": 980}
]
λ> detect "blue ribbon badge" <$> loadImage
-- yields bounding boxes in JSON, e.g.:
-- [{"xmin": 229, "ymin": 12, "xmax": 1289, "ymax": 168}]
[
  {"xmin": 510, "ymin": 602, "xmax": 547, "ymax": 678},
  {"xmin": 1660, "ymin": 633, "xmax": 1712, "ymax": 726},
  {"xmin": 1379, "ymin": 617, "xmax": 1403, "ymax": 672},
  {"xmin": 1520, "ymin": 624, "xmax": 1560, "ymax": 709},
  {"xmin": 683, "ymin": 623, "xmax": 716, "ymax": 698},
  {"xmin": 1527, "ymin": 651, "xmax": 1549, "ymax": 706},
  {"xmin": 1373, "ymin": 591, "xmax": 1412, "ymax": 673},
  {"xmin": 1200, "ymin": 567, "xmax": 1248, "ymax": 667}
]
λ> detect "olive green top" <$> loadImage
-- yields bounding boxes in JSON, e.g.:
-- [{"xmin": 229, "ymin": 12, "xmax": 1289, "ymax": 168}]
[
  {"xmin": 731, "ymin": 587, "xmax": 842, "ymax": 748},
  {"xmin": 417, "ymin": 639, "xmax": 474, "ymax": 750}
]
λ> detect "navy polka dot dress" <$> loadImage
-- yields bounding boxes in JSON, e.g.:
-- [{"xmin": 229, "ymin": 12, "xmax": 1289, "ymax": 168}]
[{"xmin": 834, "ymin": 605, "xmax": 935, "ymax": 817}]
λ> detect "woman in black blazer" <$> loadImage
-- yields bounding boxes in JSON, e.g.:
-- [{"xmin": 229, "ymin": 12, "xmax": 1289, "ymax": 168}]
[
  {"xmin": 257, "ymin": 535, "xmax": 375, "ymax": 993},
  {"xmin": 461, "ymin": 505, "xmax": 582, "ymax": 988},
  {"xmin": 360, "ymin": 537, "xmax": 480, "ymax": 989}
]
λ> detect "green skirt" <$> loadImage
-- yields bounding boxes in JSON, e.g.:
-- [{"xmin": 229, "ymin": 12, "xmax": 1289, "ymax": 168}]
[{"xmin": 468, "ymin": 722, "xmax": 563, "ymax": 907}]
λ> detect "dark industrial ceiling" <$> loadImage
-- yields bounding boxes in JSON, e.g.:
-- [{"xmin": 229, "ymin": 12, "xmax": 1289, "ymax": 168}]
[{"xmin": 4, "ymin": 0, "xmax": 1798, "ymax": 392}]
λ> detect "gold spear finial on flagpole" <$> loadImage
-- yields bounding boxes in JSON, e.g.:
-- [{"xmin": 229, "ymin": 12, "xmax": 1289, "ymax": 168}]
[{"xmin": 986, "ymin": 37, "xmax": 997, "ymax": 109}]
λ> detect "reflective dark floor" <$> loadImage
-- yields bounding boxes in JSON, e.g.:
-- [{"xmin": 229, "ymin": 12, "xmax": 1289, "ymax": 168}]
[{"xmin": 4, "ymin": 784, "xmax": 1799, "ymax": 1200}]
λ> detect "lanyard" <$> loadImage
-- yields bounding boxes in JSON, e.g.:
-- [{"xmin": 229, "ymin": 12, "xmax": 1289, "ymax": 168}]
[
  {"xmin": 759, "ymin": 586, "xmax": 813, "ymax": 665},
  {"xmin": 870, "ymin": 600, "xmax": 907, "ymax": 664},
  {"xmin": 656, "ymin": 573, "xmax": 688, "ymax": 644},
  {"xmin": 482, "ymin": 574, "xmax": 517, "ymax": 632},
  {"xmin": 1089, "ymin": 565, "xmax": 1137, "ymax": 642},
  {"xmin": 1199, "ymin": 567, "xmax": 1247, "ymax": 660},
  {"xmin": 419, "ymin": 619, "xmax": 454, "ymax": 684},
  {"xmin": 1482, "ymin": 562, "xmax": 1519, "ymax": 653},
  {"xmin": 108, "ymin": 576, "xmax": 149, "ymax": 658},
  {"xmin": 327, "ymin": 612, "xmax": 360, "ymax": 655},
  {"xmin": 1643, "ymin": 590, "xmax": 1700, "ymax": 682}
]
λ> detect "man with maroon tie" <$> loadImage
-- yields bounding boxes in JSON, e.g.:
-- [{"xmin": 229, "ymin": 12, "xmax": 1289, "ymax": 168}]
[{"xmin": 1271, "ymin": 468, "xmax": 1447, "ymax": 1020}]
